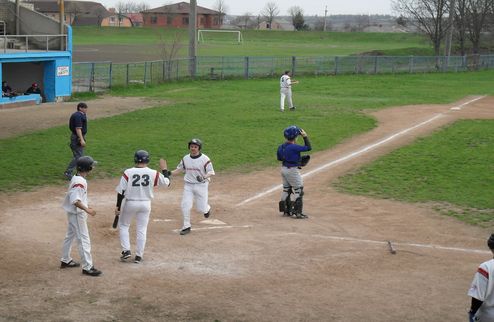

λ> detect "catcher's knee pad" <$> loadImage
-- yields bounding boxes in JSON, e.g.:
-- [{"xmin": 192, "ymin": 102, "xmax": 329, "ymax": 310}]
[
  {"xmin": 293, "ymin": 197, "xmax": 303, "ymax": 215},
  {"xmin": 293, "ymin": 186, "xmax": 304, "ymax": 198},
  {"xmin": 279, "ymin": 200, "xmax": 285, "ymax": 212}
]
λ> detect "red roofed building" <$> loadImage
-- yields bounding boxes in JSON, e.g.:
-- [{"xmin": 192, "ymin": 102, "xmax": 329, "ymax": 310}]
[{"xmin": 142, "ymin": 2, "xmax": 222, "ymax": 29}]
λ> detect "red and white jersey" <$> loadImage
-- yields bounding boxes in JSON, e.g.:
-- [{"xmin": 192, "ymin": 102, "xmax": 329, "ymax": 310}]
[
  {"xmin": 280, "ymin": 74, "xmax": 292, "ymax": 88},
  {"xmin": 176, "ymin": 153, "xmax": 215, "ymax": 184},
  {"xmin": 468, "ymin": 258, "xmax": 494, "ymax": 321},
  {"xmin": 116, "ymin": 166, "xmax": 170, "ymax": 200},
  {"xmin": 62, "ymin": 175, "xmax": 88, "ymax": 214}
]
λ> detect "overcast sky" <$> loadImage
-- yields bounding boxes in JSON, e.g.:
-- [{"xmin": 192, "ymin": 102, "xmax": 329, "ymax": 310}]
[{"xmin": 100, "ymin": 0, "xmax": 395, "ymax": 16}]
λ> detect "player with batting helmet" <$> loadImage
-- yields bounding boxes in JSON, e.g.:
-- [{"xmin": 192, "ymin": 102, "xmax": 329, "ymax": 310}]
[
  {"xmin": 468, "ymin": 234, "xmax": 494, "ymax": 322},
  {"xmin": 277, "ymin": 126, "xmax": 311, "ymax": 218}
]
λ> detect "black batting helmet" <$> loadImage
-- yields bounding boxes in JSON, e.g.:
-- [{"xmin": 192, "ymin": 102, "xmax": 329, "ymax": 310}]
[
  {"xmin": 487, "ymin": 234, "xmax": 494, "ymax": 250},
  {"xmin": 76, "ymin": 156, "xmax": 95, "ymax": 172},
  {"xmin": 188, "ymin": 138, "xmax": 202, "ymax": 150},
  {"xmin": 134, "ymin": 150, "xmax": 150, "ymax": 164}
]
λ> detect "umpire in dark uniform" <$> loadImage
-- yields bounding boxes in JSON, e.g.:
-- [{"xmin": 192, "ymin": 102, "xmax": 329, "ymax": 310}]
[{"xmin": 64, "ymin": 102, "xmax": 88, "ymax": 180}]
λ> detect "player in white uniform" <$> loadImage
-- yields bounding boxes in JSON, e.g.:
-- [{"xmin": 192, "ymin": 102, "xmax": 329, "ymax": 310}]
[
  {"xmin": 60, "ymin": 156, "xmax": 102, "ymax": 277},
  {"xmin": 468, "ymin": 234, "xmax": 494, "ymax": 322},
  {"xmin": 280, "ymin": 70, "xmax": 299, "ymax": 112},
  {"xmin": 115, "ymin": 150, "xmax": 171, "ymax": 263},
  {"xmin": 172, "ymin": 138, "xmax": 215, "ymax": 235}
]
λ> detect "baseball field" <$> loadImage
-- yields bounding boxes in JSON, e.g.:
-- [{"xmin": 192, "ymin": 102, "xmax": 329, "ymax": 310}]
[{"xmin": 1, "ymin": 30, "xmax": 494, "ymax": 321}]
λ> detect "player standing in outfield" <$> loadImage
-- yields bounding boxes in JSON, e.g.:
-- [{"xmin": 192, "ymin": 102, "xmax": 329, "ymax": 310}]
[
  {"xmin": 64, "ymin": 102, "xmax": 89, "ymax": 180},
  {"xmin": 280, "ymin": 70, "xmax": 299, "ymax": 112},
  {"xmin": 115, "ymin": 150, "xmax": 171, "ymax": 263},
  {"xmin": 60, "ymin": 156, "xmax": 102, "ymax": 277},
  {"xmin": 468, "ymin": 234, "xmax": 494, "ymax": 322},
  {"xmin": 277, "ymin": 126, "xmax": 311, "ymax": 219},
  {"xmin": 172, "ymin": 138, "xmax": 215, "ymax": 235}
]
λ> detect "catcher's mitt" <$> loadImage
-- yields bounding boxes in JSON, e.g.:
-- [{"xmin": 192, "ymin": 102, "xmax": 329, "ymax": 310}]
[{"xmin": 300, "ymin": 155, "xmax": 311, "ymax": 167}]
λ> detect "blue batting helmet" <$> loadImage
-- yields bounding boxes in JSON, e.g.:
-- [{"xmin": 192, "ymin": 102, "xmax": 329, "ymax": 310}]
[
  {"xmin": 283, "ymin": 125, "xmax": 300, "ymax": 140},
  {"xmin": 134, "ymin": 150, "xmax": 150, "ymax": 164},
  {"xmin": 76, "ymin": 156, "xmax": 96, "ymax": 172}
]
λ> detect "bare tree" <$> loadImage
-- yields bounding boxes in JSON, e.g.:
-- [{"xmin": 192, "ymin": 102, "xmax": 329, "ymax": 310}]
[
  {"xmin": 232, "ymin": 12, "xmax": 254, "ymax": 29},
  {"xmin": 66, "ymin": 2, "xmax": 81, "ymax": 24},
  {"xmin": 213, "ymin": 0, "xmax": 227, "ymax": 26},
  {"xmin": 289, "ymin": 6, "xmax": 306, "ymax": 30},
  {"xmin": 392, "ymin": 0, "xmax": 450, "ymax": 58},
  {"xmin": 262, "ymin": 2, "xmax": 279, "ymax": 30},
  {"xmin": 465, "ymin": 0, "xmax": 492, "ymax": 54},
  {"xmin": 454, "ymin": 0, "xmax": 468, "ymax": 55}
]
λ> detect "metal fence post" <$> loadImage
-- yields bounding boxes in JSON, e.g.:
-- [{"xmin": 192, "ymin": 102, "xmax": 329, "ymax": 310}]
[
  {"xmin": 144, "ymin": 62, "xmax": 147, "ymax": 86},
  {"xmin": 162, "ymin": 60, "xmax": 165, "ymax": 81},
  {"xmin": 292, "ymin": 56, "xmax": 296, "ymax": 75},
  {"xmin": 409, "ymin": 56, "xmax": 414, "ymax": 73},
  {"xmin": 335, "ymin": 56, "xmax": 339, "ymax": 75},
  {"xmin": 374, "ymin": 56, "xmax": 378, "ymax": 74},
  {"xmin": 89, "ymin": 62, "xmax": 95, "ymax": 92},
  {"xmin": 126, "ymin": 63, "xmax": 129, "ymax": 87},
  {"xmin": 109, "ymin": 62, "xmax": 113, "ymax": 89},
  {"xmin": 244, "ymin": 56, "xmax": 249, "ymax": 79}
]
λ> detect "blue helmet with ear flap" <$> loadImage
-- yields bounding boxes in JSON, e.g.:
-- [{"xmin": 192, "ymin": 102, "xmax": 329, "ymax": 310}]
[
  {"xmin": 134, "ymin": 150, "xmax": 150, "ymax": 164},
  {"xmin": 283, "ymin": 125, "xmax": 300, "ymax": 140}
]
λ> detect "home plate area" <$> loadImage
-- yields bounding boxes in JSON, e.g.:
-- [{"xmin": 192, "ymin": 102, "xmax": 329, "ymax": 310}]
[{"xmin": 152, "ymin": 217, "xmax": 252, "ymax": 234}]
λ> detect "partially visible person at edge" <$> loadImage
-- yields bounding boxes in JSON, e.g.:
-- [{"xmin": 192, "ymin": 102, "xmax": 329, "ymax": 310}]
[
  {"xmin": 2, "ymin": 81, "xmax": 18, "ymax": 98},
  {"xmin": 468, "ymin": 233, "xmax": 494, "ymax": 322},
  {"xmin": 64, "ymin": 102, "xmax": 88, "ymax": 180}
]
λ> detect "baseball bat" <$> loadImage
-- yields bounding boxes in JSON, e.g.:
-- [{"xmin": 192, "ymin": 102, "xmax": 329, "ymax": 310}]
[{"xmin": 112, "ymin": 214, "xmax": 119, "ymax": 229}]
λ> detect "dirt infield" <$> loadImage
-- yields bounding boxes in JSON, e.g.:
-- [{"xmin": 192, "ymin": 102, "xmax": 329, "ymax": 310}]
[{"xmin": 1, "ymin": 96, "xmax": 493, "ymax": 321}]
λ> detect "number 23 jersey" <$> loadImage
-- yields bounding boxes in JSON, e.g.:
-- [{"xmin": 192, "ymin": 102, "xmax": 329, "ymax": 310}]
[{"xmin": 116, "ymin": 167, "xmax": 170, "ymax": 200}]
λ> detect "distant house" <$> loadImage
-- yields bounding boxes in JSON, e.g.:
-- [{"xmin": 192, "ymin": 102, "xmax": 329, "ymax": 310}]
[
  {"xmin": 26, "ymin": 0, "xmax": 110, "ymax": 26},
  {"xmin": 258, "ymin": 19, "xmax": 294, "ymax": 31},
  {"xmin": 142, "ymin": 2, "xmax": 222, "ymax": 29},
  {"xmin": 102, "ymin": 8, "xmax": 143, "ymax": 27}
]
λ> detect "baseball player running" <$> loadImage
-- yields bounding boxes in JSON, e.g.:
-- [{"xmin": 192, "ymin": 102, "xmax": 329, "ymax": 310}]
[
  {"xmin": 468, "ymin": 234, "xmax": 494, "ymax": 322},
  {"xmin": 172, "ymin": 138, "xmax": 215, "ymax": 235},
  {"xmin": 280, "ymin": 70, "xmax": 299, "ymax": 112},
  {"xmin": 115, "ymin": 150, "xmax": 171, "ymax": 263},
  {"xmin": 60, "ymin": 156, "xmax": 102, "ymax": 277},
  {"xmin": 277, "ymin": 126, "xmax": 311, "ymax": 218}
]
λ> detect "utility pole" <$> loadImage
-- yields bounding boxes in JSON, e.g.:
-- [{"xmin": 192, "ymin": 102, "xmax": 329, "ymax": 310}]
[
  {"xmin": 15, "ymin": 0, "xmax": 20, "ymax": 34},
  {"xmin": 444, "ymin": 0, "xmax": 456, "ymax": 68},
  {"xmin": 323, "ymin": 5, "xmax": 327, "ymax": 32},
  {"xmin": 188, "ymin": 0, "xmax": 197, "ymax": 77},
  {"xmin": 59, "ymin": 0, "xmax": 65, "ymax": 50}
]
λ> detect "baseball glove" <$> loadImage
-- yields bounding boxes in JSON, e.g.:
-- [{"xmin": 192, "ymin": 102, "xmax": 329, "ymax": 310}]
[
  {"xmin": 196, "ymin": 175, "xmax": 205, "ymax": 183},
  {"xmin": 300, "ymin": 155, "xmax": 310, "ymax": 167}
]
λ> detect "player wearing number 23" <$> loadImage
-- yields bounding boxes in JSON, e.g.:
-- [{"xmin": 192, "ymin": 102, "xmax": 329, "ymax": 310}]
[{"xmin": 115, "ymin": 150, "xmax": 171, "ymax": 264}]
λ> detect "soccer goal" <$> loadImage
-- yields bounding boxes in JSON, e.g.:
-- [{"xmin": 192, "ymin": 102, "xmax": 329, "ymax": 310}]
[{"xmin": 197, "ymin": 30, "xmax": 243, "ymax": 44}]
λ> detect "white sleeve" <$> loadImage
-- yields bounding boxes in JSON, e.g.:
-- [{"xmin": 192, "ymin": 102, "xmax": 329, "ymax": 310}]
[
  {"xmin": 115, "ymin": 171, "xmax": 129, "ymax": 194},
  {"xmin": 468, "ymin": 264, "xmax": 489, "ymax": 301}
]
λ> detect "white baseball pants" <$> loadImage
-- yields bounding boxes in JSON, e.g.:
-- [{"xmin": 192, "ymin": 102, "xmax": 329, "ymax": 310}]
[
  {"xmin": 280, "ymin": 87, "xmax": 294, "ymax": 110},
  {"xmin": 181, "ymin": 182, "xmax": 210, "ymax": 230},
  {"xmin": 281, "ymin": 166, "xmax": 304, "ymax": 201},
  {"xmin": 119, "ymin": 200, "xmax": 151, "ymax": 257},
  {"xmin": 61, "ymin": 212, "xmax": 93, "ymax": 271}
]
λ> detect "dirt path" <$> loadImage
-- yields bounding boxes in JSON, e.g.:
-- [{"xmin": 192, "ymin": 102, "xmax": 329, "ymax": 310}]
[
  {"xmin": 0, "ymin": 96, "xmax": 166, "ymax": 139},
  {"xmin": 1, "ymin": 96, "xmax": 493, "ymax": 321}
]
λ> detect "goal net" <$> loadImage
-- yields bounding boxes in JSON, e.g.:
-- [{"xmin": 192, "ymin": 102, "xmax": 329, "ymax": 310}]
[{"xmin": 197, "ymin": 30, "xmax": 243, "ymax": 44}]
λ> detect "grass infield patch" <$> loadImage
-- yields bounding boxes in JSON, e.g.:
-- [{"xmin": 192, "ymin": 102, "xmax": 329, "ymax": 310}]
[{"xmin": 335, "ymin": 120, "xmax": 494, "ymax": 227}]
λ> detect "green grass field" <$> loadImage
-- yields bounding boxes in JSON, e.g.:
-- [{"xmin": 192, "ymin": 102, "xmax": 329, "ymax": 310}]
[
  {"xmin": 2, "ymin": 70, "xmax": 494, "ymax": 225},
  {"xmin": 72, "ymin": 26, "xmax": 433, "ymax": 57}
]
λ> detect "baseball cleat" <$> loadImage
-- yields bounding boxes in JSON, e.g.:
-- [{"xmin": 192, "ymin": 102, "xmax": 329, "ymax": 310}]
[
  {"xmin": 289, "ymin": 107, "xmax": 296, "ymax": 111},
  {"xmin": 63, "ymin": 171, "xmax": 73, "ymax": 180},
  {"xmin": 134, "ymin": 256, "xmax": 142, "ymax": 264},
  {"xmin": 180, "ymin": 227, "xmax": 191, "ymax": 235},
  {"xmin": 204, "ymin": 210, "xmax": 211, "ymax": 218},
  {"xmin": 60, "ymin": 260, "xmax": 80, "ymax": 268},
  {"xmin": 295, "ymin": 213, "xmax": 308, "ymax": 219},
  {"xmin": 82, "ymin": 266, "xmax": 102, "ymax": 277},
  {"xmin": 120, "ymin": 250, "xmax": 131, "ymax": 260}
]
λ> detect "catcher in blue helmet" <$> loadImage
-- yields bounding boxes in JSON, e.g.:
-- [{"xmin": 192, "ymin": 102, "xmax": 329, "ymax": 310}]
[{"xmin": 276, "ymin": 125, "xmax": 311, "ymax": 218}]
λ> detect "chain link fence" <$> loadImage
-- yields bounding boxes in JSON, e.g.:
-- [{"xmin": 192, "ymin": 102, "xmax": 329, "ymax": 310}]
[{"xmin": 72, "ymin": 54, "xmax": 494, "ymax": 93}]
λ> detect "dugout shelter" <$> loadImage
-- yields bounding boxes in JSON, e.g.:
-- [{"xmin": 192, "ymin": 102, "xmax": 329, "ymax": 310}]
[{"xmin": 0, "ymin": 0, "xmax": 72, "ymax": 107}]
